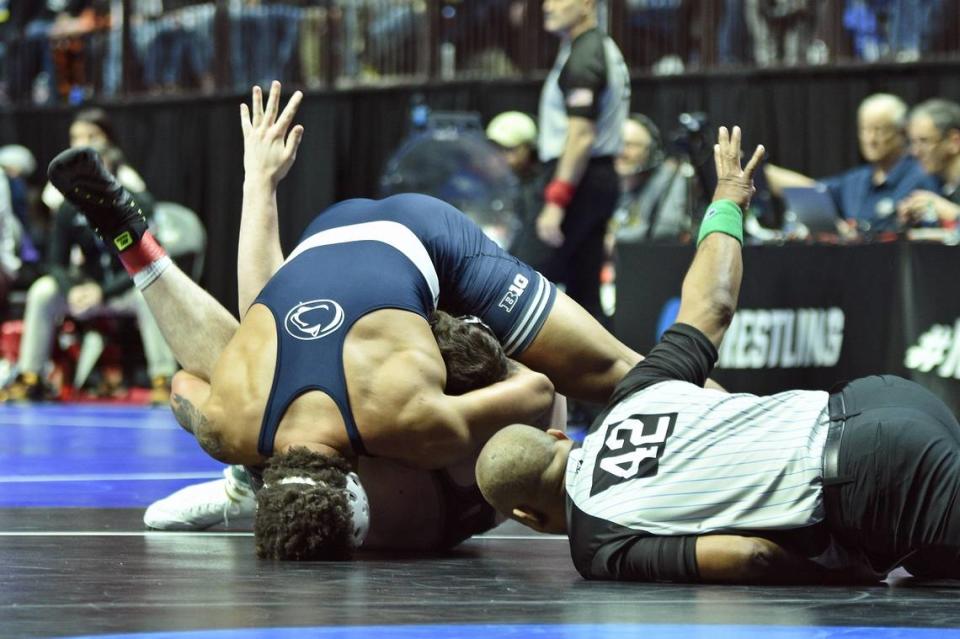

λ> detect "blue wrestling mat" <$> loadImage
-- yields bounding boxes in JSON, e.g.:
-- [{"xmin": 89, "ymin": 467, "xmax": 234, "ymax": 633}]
[{"xmin": 0, "ymin": 403, "xmax": 221, "ymax": 507}]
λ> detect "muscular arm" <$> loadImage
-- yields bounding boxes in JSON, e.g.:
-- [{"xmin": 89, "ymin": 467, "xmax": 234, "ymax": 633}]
[
  {"xmin": 676, "ymin": 127, "xmax": 764, "ymax": 349},
  {"xmin": 552, "ymin": 116, "xmax": 596, "ymax": 187},
  {"xmin": 585, "ymin": 532, "xmax": 824, "ymax": 584},
  {"xmin": 675, "ymin": 224, "xmax": 742, "ymax": 348},
  {"xmin": 171, "ymin": 391, "xmax": 229, "ymax": 463},
  {"xmin": 236, "ymin": 83, "xmax": 304, "ymax": 317},
  {"xmin": 169, "ymin": 372, "xmax": 234, "ymax": 463},
  {"xmin": 696, "ymin": 535, "xmax": 827, "ymax": 584},
  {"xmin": 237, "ymin": 177, "xmax": 284, "ymax": 316},
  {"xmin": 537, "ymin": 117, "xmax": 599, "ymax": 245},
  {"xmin": 398, "ymin": 365, "xmax": 556, "ymax": 469}
]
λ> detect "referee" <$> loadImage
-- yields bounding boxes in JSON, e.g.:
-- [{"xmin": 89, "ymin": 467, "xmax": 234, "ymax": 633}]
[
  {"xmin": 477, "ymin": 127, "xmax": 960, "ymax": 584},
  {"xmin": 529, "ymin": 0, "xmax": 629, "ymax": 320}
]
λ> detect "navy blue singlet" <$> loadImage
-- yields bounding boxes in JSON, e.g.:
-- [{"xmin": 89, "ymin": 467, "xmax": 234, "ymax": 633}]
[{"xmin": 253, "ymin": 194, "xmax": 557, "ymax": 457}]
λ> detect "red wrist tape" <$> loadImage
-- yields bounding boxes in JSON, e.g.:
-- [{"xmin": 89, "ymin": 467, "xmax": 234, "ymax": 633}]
[
  {"xmin": 118, "ymin": 231, "xmax": 167, "ymax": 275},
  {"xmin": 544, "ymin": 179, "xmax": 576, "ymax": 208}
]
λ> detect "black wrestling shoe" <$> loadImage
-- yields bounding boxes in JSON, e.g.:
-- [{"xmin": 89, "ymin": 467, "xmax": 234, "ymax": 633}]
[{"xmin": 47, "ymin": 146, "xmax": 149, "ymax": 253}]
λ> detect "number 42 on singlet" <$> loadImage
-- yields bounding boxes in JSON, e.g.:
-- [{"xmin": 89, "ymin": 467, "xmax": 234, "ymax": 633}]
[{"xmin": 590, "ymin": 413, "xmax": 677, "ymax": 497}]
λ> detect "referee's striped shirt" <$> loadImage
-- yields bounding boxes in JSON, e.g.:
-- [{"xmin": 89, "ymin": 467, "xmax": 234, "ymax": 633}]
[
  {"xmin": 538, "ymin": 27, "xmax": 630, "ymax": 162},
  {"xmin": 569, "ymin": 383, "xmax": 830, "ymax": 534},
  {"xmin": 565, "ymin": 323, "xmax": 832, "ymax": 581}
]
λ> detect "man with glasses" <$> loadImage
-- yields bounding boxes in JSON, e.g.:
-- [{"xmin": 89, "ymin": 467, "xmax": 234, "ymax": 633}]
[
  {"xmin": 897, "ymin": 98, "xmax": 960, "ymax": 229},
  {"xmin": 765, "ymin": 93, "xmax": 938, "ymax": 234}
]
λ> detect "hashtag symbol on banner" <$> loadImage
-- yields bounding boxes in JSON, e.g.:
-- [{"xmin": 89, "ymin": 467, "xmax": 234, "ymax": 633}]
[{"xmin": 905, "ymin": 324, "xmax": 954, "ymax": 373}]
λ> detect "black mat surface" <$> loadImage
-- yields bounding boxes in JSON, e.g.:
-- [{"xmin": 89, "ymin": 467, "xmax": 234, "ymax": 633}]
[{"xmin": 3, "ymin": 509, "xmax": 959, "ymax": 639}]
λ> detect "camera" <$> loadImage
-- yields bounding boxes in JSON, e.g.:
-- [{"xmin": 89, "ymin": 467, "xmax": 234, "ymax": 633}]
[{"xmin": 669, "ymin": 111, "xmax": 710, "ymax": 159}]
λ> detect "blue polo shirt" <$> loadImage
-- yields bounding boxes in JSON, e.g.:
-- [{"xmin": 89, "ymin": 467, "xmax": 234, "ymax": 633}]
[{"xmin": 820, "ymin": 155, "xmax": 939, "ymax": 232}]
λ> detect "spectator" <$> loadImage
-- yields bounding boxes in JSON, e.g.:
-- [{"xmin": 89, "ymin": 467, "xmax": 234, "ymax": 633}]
[
  {"xmin": 229, "ymin": 1, "xmax": 300, "ymax": 90},
  {"xmin": 120, "ymin": 1, "xmax": 215, "ymax": 96},
  {"xmin": 0, "ymin": 160, "xmax": 21, "ymax": 308},
  {"xmin": 437, "ymin": 0, "xmax": 522, "ymax": 76},
  {"xmin": 149, "ymin": 1, "xmax": 216, "ymax": 93},
  {"xmin": 47, "ymin": 0, "xmax": 102, "ymax": 103},
  {"xmin": 883, "ymin": 0, "xmax": 935, "ymax": 62},
  {"xmin": 0, "ymin": 144, "xmax": 42, "ymax": 277},
  {"xmin": 534, "ymin": 0, "xmax": 629, "ymax": 321},
  {"xmin": 745, "ymin": 0, "xmax": 817, "ymax": 66},
  {"xmin": 41, "ymin": 107, "xmax": 146, "ymax": 212},
  {"xmin": 623, "ymin": 0, "xmax": 688, "ymax": 71},
  {"xmin": 717, "ymin": 0, "xmax": 752, "ymax": 66},
  {"xmin": 485, "ymin": 111, "xmax": 551, "ymax": 268},
  {"xmin": 609, "ymin": 114, "xmax": 691, "ymax": 243},
  {"xmin": 296, "ymin": 0, "xmax": 327, "ymax": 88},
  {"xmin": 843, "ymin": 0, "xmax": 940, "ymax": 62},
  {"xmin": 925, "ymin": 0, "xmax": 958, "ymax": 57},
  {"xmin": 765, "ymin": 93, "xmax": 938, "ymax": 234},
  {"xmin": 2, "ymin": 108, "xmax": 176, "ymax": 403},
  {"xmin": 897, "ymin": 98, "xmax": 960, "ymax": 229},
  {"xmin": 8, "ymin": 1, "xmax": 60, "ymax": 104}
]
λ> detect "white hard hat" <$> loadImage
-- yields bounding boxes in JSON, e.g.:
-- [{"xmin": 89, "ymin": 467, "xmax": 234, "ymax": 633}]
[
  {"xmin": 0, "ymin": 145, "xmax": 36, "ymax": 176},
  {"xmin": 486, "ymin": 111, "xmax": 537, "ymax": 148}
]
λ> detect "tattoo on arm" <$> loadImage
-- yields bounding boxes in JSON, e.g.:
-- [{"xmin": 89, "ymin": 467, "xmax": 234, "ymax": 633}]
[
  {"xmin": 171, "ymin": 393, "xmax": 199, "ymax": 434},
  {"xmin": 171, "ymin": 393, "xmax": 226, "ymax": 460}
]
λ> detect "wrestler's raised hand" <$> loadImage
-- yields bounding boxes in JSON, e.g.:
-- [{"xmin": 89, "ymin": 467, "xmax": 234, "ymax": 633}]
[
  {"xmin": 240, "ymin": 80, "xmax": 304, "ymax": 186},
  {"xmin": 712, "ymin": 125, "xmax": 764, "ymax": 211}
]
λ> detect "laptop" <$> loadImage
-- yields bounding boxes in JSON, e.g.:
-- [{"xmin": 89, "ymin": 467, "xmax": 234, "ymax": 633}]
[{"xmin": 781, "ymin": 186, "xmax": 841, "ymax": 235}]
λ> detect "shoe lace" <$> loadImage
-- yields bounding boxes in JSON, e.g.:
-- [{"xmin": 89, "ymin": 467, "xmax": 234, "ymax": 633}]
[{"xmin": 222, "ymin": 476, "xmax": 255, "ymax": 527}]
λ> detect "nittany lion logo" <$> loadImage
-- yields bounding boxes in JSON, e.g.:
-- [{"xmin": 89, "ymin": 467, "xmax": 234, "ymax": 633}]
[{"xmin": 284, "ymin": 299, "xmax": 345, "ymax": 341}]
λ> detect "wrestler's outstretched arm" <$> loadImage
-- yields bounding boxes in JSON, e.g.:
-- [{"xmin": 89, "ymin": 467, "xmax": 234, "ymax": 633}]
[
  {"xmin": 677, "ymin": 126, "xmax": 764, "ymax": 348},
  {"xmin": 236, "ymin": 81, "xmax": 304, "ymax": 317},
  {"xmin": 517, "ymin": 291, "xmax": 642, "ymax": 404},
  {"xmin": 516, "ymin": 289, "xmax": 728, "ymax": 401}
]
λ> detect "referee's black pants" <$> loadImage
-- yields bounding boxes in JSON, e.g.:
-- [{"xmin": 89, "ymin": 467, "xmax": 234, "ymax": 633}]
[
  {"xmin": 827, "ymin": 375, "xmax": 960, "ymax": 577},
  {"xmin": 524, "ymin": 157, "xmax": 619, "ymax": 321}
]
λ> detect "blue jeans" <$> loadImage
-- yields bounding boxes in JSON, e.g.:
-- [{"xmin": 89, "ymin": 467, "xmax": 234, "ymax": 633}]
[
  {"xmin": 885, "ymin": 0, "xmax": 936, "ymax": 55},
  {"xmin": 230, "ymin": 5, "xmax": 301, "ymax": 90},
  {"xmin": 134, "ymin": 5, "xmax": 215, "ymax": 90},
  {"xmin": 16, "ymin": 19, "xmax": 55, "ymax": 103},
  {"xmin": 718, "ymin": 0, "xmax": 750, "ymax": 64}
]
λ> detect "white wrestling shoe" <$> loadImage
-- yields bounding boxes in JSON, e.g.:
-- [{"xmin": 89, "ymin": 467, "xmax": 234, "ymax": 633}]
[{"xmin": 143, "ymin": 467, "xmax": 257, "ymax": 530}]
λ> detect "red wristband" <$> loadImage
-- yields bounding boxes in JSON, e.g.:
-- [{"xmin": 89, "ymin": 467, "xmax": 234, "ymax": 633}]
[
  {"xmin": 118, "ymin": 231, "xmax": 167, "ymax": 275},
  {"xmin": 544, "ymin": 179, "xmax": 576, "ymax": 208}
]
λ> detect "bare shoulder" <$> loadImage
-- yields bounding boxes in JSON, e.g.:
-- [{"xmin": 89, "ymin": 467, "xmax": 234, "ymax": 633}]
[
  {"xmin": 171, "ymin": 391, "xmax": 255, "ymax": 464},
  {"xmin": 200, "ymin": 304, "xmax": 279, "ymax": 464},
  {"xmin": 345, "ymin": 309, "xmax": 445, "ymax": 388},
  {"xmin": 345, "ymin": 310, "xmax": 450, "ymax": 449}
]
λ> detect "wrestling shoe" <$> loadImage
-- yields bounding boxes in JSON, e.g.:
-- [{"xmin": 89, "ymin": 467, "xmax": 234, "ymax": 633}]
[
  {"xmin": 143, "ymin": 466, "xmax": 257, "ymax": 530},
  {"xmin": 47, "ymin": 147, "xmax": 149, "ymax": 253},
  {"xmin": 148, "ymin": 375, "xmax": 171, "ymax": 406},
  {"xmin": 0, "ymin": 372, "xmax": 56, "ymax": 403}
]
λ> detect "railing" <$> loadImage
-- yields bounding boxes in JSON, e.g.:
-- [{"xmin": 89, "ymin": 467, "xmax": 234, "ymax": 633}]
[{"xmin": 4, "ymin": 0, "xmax": 959, "ymax": 105}]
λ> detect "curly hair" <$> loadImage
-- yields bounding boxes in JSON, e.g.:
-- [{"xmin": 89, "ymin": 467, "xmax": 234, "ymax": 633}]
[
  {"xmin": 254, "ymin": 447, "xmax": 355, "ymax": 561},
  {"xmin": 430, "ymin": 311, "xmax": 508, "ymax": 395}
]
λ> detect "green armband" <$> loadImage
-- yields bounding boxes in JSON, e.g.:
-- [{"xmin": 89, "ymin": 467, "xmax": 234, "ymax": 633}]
[{"xmin": 697, "ymin": 199, "xmax": 744, "ymax": 247}]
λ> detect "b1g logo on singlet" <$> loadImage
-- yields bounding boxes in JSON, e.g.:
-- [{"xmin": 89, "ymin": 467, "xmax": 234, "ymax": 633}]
[
  {"xmin": 590, "ymin": 412, "xmax": 677, "ymax": 497},
  {"xmin": 498, "ymin": 273, "xmax": 529, "ymax": 313},
  {"xmin": 284, "ymin": 299, "xmax": 345, "ymax": 340}
]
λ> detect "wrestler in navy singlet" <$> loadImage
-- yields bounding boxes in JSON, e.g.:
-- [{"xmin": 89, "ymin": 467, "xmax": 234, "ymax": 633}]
[{"xmin": 253, "ymin": 194, "xmax": 557, "ymax": 457}]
